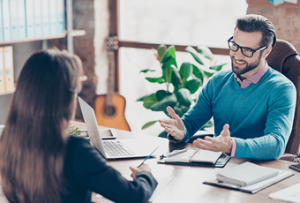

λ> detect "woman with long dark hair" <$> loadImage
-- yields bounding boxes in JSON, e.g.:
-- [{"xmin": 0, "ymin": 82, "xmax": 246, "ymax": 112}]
[{"xmin": 0, "ymin": 49, "xmax": 157, "ymax": 203}]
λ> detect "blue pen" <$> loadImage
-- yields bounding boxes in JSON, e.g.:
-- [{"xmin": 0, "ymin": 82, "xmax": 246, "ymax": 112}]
[{"xmin": 137, "ymin": 146, "xmax": 159, "ymax": 168}]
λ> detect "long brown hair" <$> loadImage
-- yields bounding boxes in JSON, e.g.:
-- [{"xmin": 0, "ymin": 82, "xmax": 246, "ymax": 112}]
[{"xmin": 0, "ymin": 50, "xmax": 79, "ymax": 203}]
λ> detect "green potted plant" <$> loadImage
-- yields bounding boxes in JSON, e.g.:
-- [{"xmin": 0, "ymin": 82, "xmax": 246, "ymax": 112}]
[{"xmin": 137, "ymin": 45, "xmax": 226, "ymax": 138}]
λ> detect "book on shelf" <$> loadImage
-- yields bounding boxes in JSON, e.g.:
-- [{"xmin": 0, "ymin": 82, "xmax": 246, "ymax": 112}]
[
  {"xmin": 2, "ymin": 0, "xmax": 11, "ymax": 41},
  {"xmin": 56, "ymin": 0, "xmax": 65, "ymax": 35},
  {"xmin": 3, "ymin": 46, "xmax": 14, "ymax": 92},
  {"xmin": 10, "ymin": 0, "xmax": 18, "ymax": 40},
  {"xmin": 34, "ymin": 0, "xmax": 42, "ymax": 37},
  {"xmin": 0, "ymin": 47, "xmax": 6, "ymax": 93},
  {"xmin": 49, "ymin": 0, "xmax": 57, "ymax": 35},
  {"xmin": 25, "ymin": 0, "xmax": 35, "ymax": 38},
  {"xmin": 0, "ymin": 0, "xmax": 3, "ymax": 42},
  {"xmin": 17, "ymin": 0, "xmax": 26, "ymax": 39},
  {"xmin": 204, "ymin": 162, "xmax": 294, "ymax": 194},
  {"xmin": 42, "ymin": 0, "xmax": 50, "ymax": 37}
]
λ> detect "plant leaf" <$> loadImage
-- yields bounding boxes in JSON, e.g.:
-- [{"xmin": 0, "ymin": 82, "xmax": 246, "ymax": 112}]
[
  {"xmin": 179, "ymin": 62, "xmax": 193, "ymax": 82},
  {"xmin": 142, "ymin": 93, "xmax": 157, "ymax": 109},
  {"xmin": 162, "ymin": 62, "xmax": 175, "ymax": 84},
  {"xmin": 150, "ymin": 94, "xmax": 177, "ymax": 111},
  {"xmin": 156, "ymin": 90, "xmax": 169, "ymax": 101},
  {"xmin": 200, "ymin": 120, "xmax": 214, "ymax": 130},
  {"xmin": 186, "ymin": 46, "xmax": 204, "ymax": 65},
  {"xmin": 136, "ymin": 94, "xmax": 151, "ymax": 102},
  {"xmin": 140, "ymin": 69, "xmax": 156, "ymax": 73},
  {"xmin": 192, "ymin": 64, "xmax": 203, "ymax": 83},
  {"xmin": 204, "ymin": 71, "xmax": 215, "ymax": 78},
  {"xmin": 141, "ymin": 120, "xmax": 158, "ymax": 130},
  {"xmin": 185, "ymin": 78, "xmax": 202, "ymax": 94},
  {"xmin": 175, "ymin": 88, "xmax": 192, "ymax": 106},
  {"xmin": 210, "ymin": 63, "xmax": 227, "ymax": 71},
  {"xmin": 158, "ymin": 131, "xmax": 168, "ymax": 138},
  {"xmin": 145, "ymin": 77, "xmax": 164, "ymax": 83},
  {"xmin": 197, "ymin": 45, "xmax": 213, "ymax": 60},
  {"xmin": 162, "ymin": 46, "xmax": 176, "ymax": 64},
  {"xmin": 157, "ymin": 45, "xmax": 167, "ymax": 62},
  {"xmin": 171, "ymin": 69, "xmax": 182, "ymax": 92}
]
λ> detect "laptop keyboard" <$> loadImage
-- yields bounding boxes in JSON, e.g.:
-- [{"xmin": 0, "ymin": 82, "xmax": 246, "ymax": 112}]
[{"xmin": 103, "ymin": 140, "xmax": 135, "ymax": 157}]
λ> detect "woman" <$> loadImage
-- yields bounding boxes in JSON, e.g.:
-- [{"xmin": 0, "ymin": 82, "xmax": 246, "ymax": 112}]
[{"xmin": 0, "ymin": 50, "xmax": 157, "ymax": 203}]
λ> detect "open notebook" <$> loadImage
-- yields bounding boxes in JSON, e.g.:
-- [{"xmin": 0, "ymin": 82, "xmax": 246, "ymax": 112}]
[{"xmin": 157, "ymin": 148, "xmax": 230, "ymax": 168}]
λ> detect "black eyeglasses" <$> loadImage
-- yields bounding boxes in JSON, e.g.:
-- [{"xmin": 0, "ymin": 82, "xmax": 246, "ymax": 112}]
[{"xmin": 227, "ymin": 36, "xmax": 267, "ymax": 58}]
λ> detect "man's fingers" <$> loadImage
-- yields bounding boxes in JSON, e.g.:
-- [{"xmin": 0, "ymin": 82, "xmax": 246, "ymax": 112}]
[
  {"xmin": 220, "ymin": 124, "xmax": 230, "ymax": 137},
  {"xmin": 166, "ymin": 106, "xmax": 177, "ymax": 119},
  {"xmin": 193, "ymin": 139, "xmax": 218, "ymax": 151},
  {"xmin": 158, "ymin": 119, "xmax": 169, "ymax": 124}
]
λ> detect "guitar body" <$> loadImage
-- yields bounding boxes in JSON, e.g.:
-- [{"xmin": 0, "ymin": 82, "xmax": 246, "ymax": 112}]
[{"xmin": 94, "ymin": 94, "xmax": 131, "ymax": 131}]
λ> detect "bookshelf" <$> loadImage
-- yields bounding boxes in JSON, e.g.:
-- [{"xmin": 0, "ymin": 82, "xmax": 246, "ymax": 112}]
[{"xmin": 0, "ymin": 0, "xmax": 85, "ymax": 123}]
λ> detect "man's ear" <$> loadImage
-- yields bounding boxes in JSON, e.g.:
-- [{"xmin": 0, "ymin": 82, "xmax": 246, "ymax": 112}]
[{"xmin": 263, "ymin": 46, "xmax": 272, "ymax": 58}]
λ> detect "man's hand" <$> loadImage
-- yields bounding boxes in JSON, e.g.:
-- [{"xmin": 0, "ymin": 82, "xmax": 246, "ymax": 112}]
[
  {"xmin": 193, "ymin": 124, "xmax": 233, "ymax": 154},
  {"xmin": 158, "ymin": 106, "xmax": 185, "ymax": 141},
  {"xmin": 130, "ymin": 164, "xmax": 151, "ymax": 179}
]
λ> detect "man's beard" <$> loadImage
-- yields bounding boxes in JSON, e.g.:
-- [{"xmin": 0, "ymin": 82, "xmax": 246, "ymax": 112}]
[{"xmin": 231, "ymin": 51, "xmax": 263, "ymax": 77}]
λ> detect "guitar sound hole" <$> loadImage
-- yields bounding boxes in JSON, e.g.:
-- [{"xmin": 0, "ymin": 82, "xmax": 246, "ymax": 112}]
[{"xmin": 104, "ymin": 106, "xmax": 116, "ymax": 116}]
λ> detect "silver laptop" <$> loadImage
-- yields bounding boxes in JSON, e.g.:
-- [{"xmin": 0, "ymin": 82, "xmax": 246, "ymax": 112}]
[{"xmin": 78, "ymin": 97, "xmax": 158, "ymax": 160}]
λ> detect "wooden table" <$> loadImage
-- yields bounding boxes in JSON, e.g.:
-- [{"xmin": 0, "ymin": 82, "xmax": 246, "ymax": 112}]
[{"xmin": 1, "ymin": 121, "xmax": 299, "ymax": 203}]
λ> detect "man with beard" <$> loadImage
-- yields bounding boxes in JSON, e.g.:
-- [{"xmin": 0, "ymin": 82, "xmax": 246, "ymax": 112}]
[{"xmin": 159, "ymin": 14, "xmax": 296, "ymax": 160}]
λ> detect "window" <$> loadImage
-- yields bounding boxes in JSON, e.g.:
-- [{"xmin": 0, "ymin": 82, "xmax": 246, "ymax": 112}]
[{"xmin": 118, "ymin": 1, "xmax": 248, "ymax": 135}]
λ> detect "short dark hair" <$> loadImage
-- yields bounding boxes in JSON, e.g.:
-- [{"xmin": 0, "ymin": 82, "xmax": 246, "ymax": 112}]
[{"xmin": 235, "ymin": 14, "xmax": 276, "ymax": 47}]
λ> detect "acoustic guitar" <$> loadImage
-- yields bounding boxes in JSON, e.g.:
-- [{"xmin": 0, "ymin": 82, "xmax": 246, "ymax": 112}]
[{"xmin": 93, "ymin": 36, "xmax": 131, "ymax": 131}]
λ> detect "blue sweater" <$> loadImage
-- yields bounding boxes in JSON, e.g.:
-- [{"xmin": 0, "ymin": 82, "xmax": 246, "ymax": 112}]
[{"xmin": 181, "ymin": 68, "xmax": 296, "ymax": 160}]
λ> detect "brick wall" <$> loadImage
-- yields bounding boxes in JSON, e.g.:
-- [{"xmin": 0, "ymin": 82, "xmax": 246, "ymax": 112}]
[
  {"xmin": 247, "ymin": 0, "xmax": 300, "ymax": 52},
  {"xmin": 72, "ymin": 0, "xmax": 109, "ymax": 119}
]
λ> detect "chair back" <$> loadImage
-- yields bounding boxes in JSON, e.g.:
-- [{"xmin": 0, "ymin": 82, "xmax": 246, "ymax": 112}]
[{"xmin": 266, "ymin": 39, "xmax": 300, "ymax": 155}]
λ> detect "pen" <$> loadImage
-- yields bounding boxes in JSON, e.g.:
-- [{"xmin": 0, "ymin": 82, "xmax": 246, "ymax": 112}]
[
  {"xmin": 137, "ymin": 146, "xmax": 159, "ymax": 168},
  {"xmin": 167, "ymin": 149, "xmax": 188, "ymax": 157}
]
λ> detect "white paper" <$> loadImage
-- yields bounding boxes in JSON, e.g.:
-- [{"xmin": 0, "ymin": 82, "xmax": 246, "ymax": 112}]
[
  {"xmin": 284, "ymin": 0, "xmax": 298, "ymax": 4},
  {"xmin": 269, "ymin": 182, "xmax": 300, "ymax": 202},
  {"xmin": 205, "ymin": 170, "xmax": 294, "ymax": 194},
  {"xmin": 149, "ymin": 176, "xmax": 172, "ymax": 202}
]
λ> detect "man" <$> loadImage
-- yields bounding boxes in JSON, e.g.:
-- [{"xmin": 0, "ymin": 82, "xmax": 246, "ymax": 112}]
[{"xmin": 159, "ymin": 14, "xmax": 296, "ymax": 160}]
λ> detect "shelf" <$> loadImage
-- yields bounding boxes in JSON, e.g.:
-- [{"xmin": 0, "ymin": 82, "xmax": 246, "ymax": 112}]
[
  {"xmin": 0, "ymin": 30, "xmax": 86, "ymax": 45},
  {"xmin": 0, "ymin": 90, "xmax": 14, "ymax": 96}
]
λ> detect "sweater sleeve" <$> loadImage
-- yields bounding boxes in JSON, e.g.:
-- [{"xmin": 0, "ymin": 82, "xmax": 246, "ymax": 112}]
[
  {"xmin": 180, "ymin": 77, "xmax": 214, "ymax": 142},
  {"xmin": 72, "ymin": 138, "xmax": 157, "ymax": 203},
  {"xmin": 234, "ymin": 82, "xmax": 297, "ymax": 160}
]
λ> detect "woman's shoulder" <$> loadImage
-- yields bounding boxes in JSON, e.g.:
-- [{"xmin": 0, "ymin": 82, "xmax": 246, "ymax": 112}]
[{"xmin": 66, "ymin": 135, "xmax": 93, "ymax": 154}]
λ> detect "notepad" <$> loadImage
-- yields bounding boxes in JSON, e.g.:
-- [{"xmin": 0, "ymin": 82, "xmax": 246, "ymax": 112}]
[
  {"xmin": 160, "ymin": 148, "xmax": 222, "ymax": 164},
  {"xmin": 216, "ymin": 162, "xmax": 279, "ymax": 187},
  {"xmin": 204, "ymin": 169, "xmax": 294, "ymax": 194}
]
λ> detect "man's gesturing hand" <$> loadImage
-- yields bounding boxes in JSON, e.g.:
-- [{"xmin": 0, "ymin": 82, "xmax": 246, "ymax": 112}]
[
  {"xmin": 193, "ymin": 124, "xmax": 233, "ymax": 154},
  {"xmin": 158, "ymin": 106, "xmax": 185, "ymax": 141}
]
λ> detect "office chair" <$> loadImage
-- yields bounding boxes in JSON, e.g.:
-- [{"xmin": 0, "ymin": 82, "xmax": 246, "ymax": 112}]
[{"xmin": 266, "ymin": 39, "xmax": 300, "ymax": 160}]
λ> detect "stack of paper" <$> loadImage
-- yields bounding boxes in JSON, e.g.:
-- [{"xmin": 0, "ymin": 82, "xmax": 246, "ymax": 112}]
[
  {"xmin": 216, "ymin": 162, "xmax": 279, "ymax": 187},
  {"xmin": 204, "ymin": 162, "xmax": 294, "ymax": 193}
]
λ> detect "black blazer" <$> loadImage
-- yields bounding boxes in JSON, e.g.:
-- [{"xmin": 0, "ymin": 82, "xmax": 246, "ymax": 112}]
[{"xmin": 62, "ymin": 136, "xmax": 157, "ymax": 203}]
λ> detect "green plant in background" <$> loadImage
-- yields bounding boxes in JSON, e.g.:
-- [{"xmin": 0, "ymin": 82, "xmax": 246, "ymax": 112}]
[
  {"xmin": 137, "ymin": 45, "xmax": 226, "ymax": 138},
  {"xmin": 67, "ymin": 125, "xmax": 81, "ymax": 136}
]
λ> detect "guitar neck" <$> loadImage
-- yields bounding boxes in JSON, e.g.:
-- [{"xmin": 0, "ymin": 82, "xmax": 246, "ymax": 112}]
[{"xmin": 106, "ymin": 48, "xmax": 115, "ymax": 106}]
